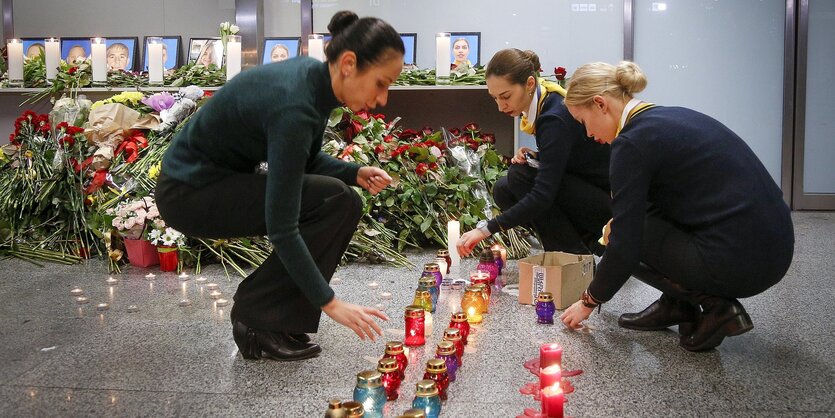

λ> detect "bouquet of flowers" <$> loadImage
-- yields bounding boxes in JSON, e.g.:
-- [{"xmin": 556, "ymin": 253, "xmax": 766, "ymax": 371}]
[
  {"xmin": 107, "ymin": 196, "xmax": 163, "ymax": 240},
  {"xmin": 147, "ymin": 226, "xmax": 186, "ymax": 248}
]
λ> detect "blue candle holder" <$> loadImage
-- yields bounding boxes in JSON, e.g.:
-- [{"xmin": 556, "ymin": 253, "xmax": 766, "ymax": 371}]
[
  {"xmin": 412, "ymin": 379, "xmax": 442, "ymax": 418},
  {"xmin": 418, "ymin": 275, "xmax": 439, "ymax": 312},
  {"xmin": 353, "ymin": 370, "xmax": 387, "ymax": 418},
  {"xmin": 536, "ymin": 291, "xmax": 556, "ymax": 324}
]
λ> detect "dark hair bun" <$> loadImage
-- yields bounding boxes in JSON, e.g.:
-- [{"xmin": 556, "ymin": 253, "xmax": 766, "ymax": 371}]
[
  {"xmin": 521, "ymin": 50, "xmax": 541, "ymax": 73},
  {"xmin": 328, "ymin": 10, "xmax": 359, "ymax": 37}
]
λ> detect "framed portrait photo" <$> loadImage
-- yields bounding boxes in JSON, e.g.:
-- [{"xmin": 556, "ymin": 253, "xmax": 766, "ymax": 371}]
[
  {"xmin": 60, "ymin": 37, "xmax": 92, "ymax": 64},
  {"xmin": 188, "ymin": 37, "xmax": 222, "ymax": 67},
  {"xmin": 399, "ymin": 33, "xmax": 417, "ymax": 65},
  {"xmin": 262, "ymin": 37, "xmax": 300, "ymax": 64},
  {"xmin": 20, "ymin": 38, "xmax": 46, "ymax": 60},
  {"xmin": 143, "ymin": 36, "xmax": 182, "ymax": 71},
  {"xmin": 449, "ymin": 32, "xmax": 481, "ymax": 67},
  {"xmin": 104, "ymin": 37, "xmax": 139, "ymax": 72}
]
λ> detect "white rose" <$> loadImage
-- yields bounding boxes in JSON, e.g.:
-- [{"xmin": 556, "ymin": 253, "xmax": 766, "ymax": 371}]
[{"xmin": 230, "ymin": 25, "xmax": 240, "ymax": 34}]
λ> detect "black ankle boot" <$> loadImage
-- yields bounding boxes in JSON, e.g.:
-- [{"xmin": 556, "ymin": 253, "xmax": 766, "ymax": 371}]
[
  {"xmin": 618, "ymin": 295, "xmax": 698, "ymax": 331},
  {"xmin": 232, "ymin": 320, "xmax": 262, "ymax": 360},
  {"xmin": 289, "ymin": 333, "xmax": 311, "ymax": 344},
  {"xmin": 679, "ymin": 297, "xmax": 753, "ymax": 352},
  {"xmin": 256, "ymin": 330, "xmax": 322, "ymax": 361}
]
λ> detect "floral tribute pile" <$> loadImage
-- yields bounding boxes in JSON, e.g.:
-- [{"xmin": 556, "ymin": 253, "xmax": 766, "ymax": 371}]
[{"xmin": 0, "ymin": 84, "xmax": 532, "ymax": 274}]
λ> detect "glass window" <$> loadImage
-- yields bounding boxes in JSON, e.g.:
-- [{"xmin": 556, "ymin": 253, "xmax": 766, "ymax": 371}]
[{"xmin": 802, "ymin": 0, "xmax": 835, "ymax": 193}]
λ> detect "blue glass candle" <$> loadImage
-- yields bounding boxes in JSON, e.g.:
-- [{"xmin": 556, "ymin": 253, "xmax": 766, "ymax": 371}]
[
  {"xmin": 412, "ymin": 380, "xmax": 442, "ymax": 418},
  {"xmin": 536, "ymin": 291, "xmax": 556, "ymax": 324},
  {"xmin": 423, "ymin": 263, "xmax": 443, "ymax": 287},
  {"xmin": 353, "ymin": 370, "xmax": 387, "ymax": 418},
  {"xmin": 435, "ymin": 340, "xmax": 458, "ymax": 381},
  {"xmin": 418, "ymin": 275, "xmax": 439, "ymax": 312}
]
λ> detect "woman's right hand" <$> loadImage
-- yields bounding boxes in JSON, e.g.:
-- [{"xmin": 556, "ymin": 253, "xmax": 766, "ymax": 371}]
[
  {"xmin": 322, "ymin": 297, "xmax": 389, "ymax": 341},
  {"xmin": 511, "ymin": 146, "xmax": 535, "ymax": 165}
]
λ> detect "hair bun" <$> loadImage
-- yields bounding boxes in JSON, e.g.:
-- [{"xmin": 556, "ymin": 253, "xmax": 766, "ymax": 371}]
[
  {"xmin": 615, "ymin": 61, "xmax": 647, "ymax": 94},
  {"xmin": 520, "ymin": 50, "xmax": 541, "ymax": 73},
  {"xmin": 328, "ymin": 10, "xmax": 359, "ymax": 37}
]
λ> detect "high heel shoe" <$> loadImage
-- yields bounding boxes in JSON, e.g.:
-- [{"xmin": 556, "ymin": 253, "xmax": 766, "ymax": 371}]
[{"xmin": 679, "ymin": 297, "xmax": 753, "ymax": 352}]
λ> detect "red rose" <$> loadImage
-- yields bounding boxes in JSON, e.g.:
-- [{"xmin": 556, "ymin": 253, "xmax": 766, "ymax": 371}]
[
  {"xmin": 449, "ymin": 128, "xmax": 461, "ymax": 136},
  {"xmin": 554, "ymin": 66, "xmax": 567, "ymax": 80},
  {"xmin": 69, "ymin": 158, "xmax": 81, "ymax": 173},
  {"xmin": 68, "ymin": 66, "xmax": 78, "ymax": 75},
  {"xmin": 415, "ymin": 162, "xmax": 429, "ymax": 176},
  {"xmin": 399, "ymin": 129, "xmax": 418, "ymax": 140},
  {"xmin": 374, "ymin": 144, "xmax": 385, "ymax": 154},
  {"xmin": 464, "ymin": 122, "xmax": 479, "ymax": 132},
  {"xmin": 373, "ymin": 113, "xmax": 385, "ymax": 121},
  {"xmin": 67, "ymin": 126, "xmax": 84, "ymax": 135},
  {"xmin": 420, "ymin": 126, "xmax": 433, "ymax": 136},
  {"xmin": 429, "ymin": 162, "xmax": 438, "ymax": 170},
  {"xmin": 383, "ymin": 134, "xmax": 394, "ymax": 143},
  {"xmin": 482, "ymin": 133, "xmax": 496, "ymax": 144},
  {"xmin": 356, "ymin": 110, "xmax": 370, "ymax": 120},
  {"xmin": 9, "ymin": 133, "xmax": 18, "ymax": 146},
  {"xmin": 60, "ymin": 135, "xmax": 75, "ymax": 148}
]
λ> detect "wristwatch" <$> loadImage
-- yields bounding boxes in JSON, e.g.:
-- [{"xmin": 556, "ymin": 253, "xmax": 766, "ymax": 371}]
[
  {"xmin": 581, "ymin": 289, "xmax": 601, "ymax": 310},
  {"xmin": 476, "ymin": 220, "xmax": 491, "ymax": 236}
]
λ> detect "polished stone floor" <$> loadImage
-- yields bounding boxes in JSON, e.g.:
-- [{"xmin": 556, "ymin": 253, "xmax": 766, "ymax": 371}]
[{"xmin": 0, "ymin": 212, "xmax": 833, "ymax": 417}]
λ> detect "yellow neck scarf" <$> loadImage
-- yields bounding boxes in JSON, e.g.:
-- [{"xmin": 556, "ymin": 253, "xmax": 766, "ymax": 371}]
[
  {"xmin": 616, "ymin": 102, "xmax": 655, "ymax": 137},
  {"xmin": 519, "ymin": 79, "xmax": 566, "ymax": 135}
]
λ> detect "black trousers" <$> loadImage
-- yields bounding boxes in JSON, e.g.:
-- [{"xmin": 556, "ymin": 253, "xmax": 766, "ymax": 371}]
[
  {"xmin": 155, "ymin": 172, "xmax": 362, "ymax": 333},
  {"xmin": 493, "ymin": 164, "xmax": 611, "ymax": 255},
  {"xmin": 640, "ymin": 214, "xmax": 785, "ymax": 299}
]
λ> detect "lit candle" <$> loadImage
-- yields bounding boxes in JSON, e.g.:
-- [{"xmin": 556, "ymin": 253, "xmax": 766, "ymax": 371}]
[
  {"xmin": 308, "ymin": 34, "xmax": 324, "ymax": 62},
  {"xmin": 90, "ymin": 37, "xmax": 107, "ymax": 85},
  {"xmin": 216, "ymin": 298, "xmax": 230, "ymax": 307},
  {"xmin": 147, "ymin": 37, "xmax": 164, "ymax": 85},
  {"xmin": 45, "ymin": 38, "xmax": 60, "ymax": 82},
  {"xmin": 178, "ymin": 272, "xmax": 190, "ymax": 281},
  {"xmin": 70, "ymin": 288, "xmax": 84, "ymax": 296},
  {"xmin": 380, "ymin": 292, "xmax": 392, "ymax": 300},
  {"xmin": 145, "ymin": 273, "xmax": 156, "ymax": 280},
  {"xmin": 105, "ymin": 276, "xmax": 118, "ymax": 285},
  {"xmin": 540, "ymin": 343, "xmax": 563, "ymax": 369},
  {"xmin": 209, "ymin": 290, "xmax": 222, "ymax": 299},
  {"xmin": 6, "ymin": 39, "xmax": 24, "ymax": 87},
  {"xmin": 367, "ymin": 281, "xmax": 380, "ymax": 290},
  {"xmin": 491, "ymin": 244, "xmax": 507, "ymax": 264},
  {"xmin": 96, "ymin": 303, "xmax": 110, "ymax": 311},
  {"xmin": 540, "ymin": 364, "xmax": 562, "ymax": 388},
  {"xmin": 226, "ymin": 34, "xmax": 241, "ymax": 80},
  {"xmin": 447, "ymin": 220, "xmax": 460, "ymax": 267},
  {"xmin": 196, "ymin": 276, "xmax": 208, "ymax": 284},
  {"xmin": 435, "ymin": 33, "xmax": 451, "ymax": 85},
  {"xmin": 75, "ymin": 296, "xmax": 89, "ymax": 304},
  {"xmin": 178, "ymin": 299, "xmax": 192, "ymax": 307},
  {"xmin": 541, "ymin": 384, "xmax": 564, "ymax": 418},
  {"xmin": 127, "ymin": 305, "xmax": 139, "ymax": 313},
  {"xmin": 206, "ymin": 283, "xmax": 219, "ymax": 291}
]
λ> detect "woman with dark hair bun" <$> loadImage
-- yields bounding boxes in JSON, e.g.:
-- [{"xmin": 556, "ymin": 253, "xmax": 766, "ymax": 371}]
[
  {"xmin": 457, "ymin": 48, "xmax": 611, "ymax": 258},
  {"xmin": 156, "ymin": 11, "xmax": 405, "ymax": 361}
]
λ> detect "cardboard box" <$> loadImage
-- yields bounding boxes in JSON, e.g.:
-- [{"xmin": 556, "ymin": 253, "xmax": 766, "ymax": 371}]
[{"xmin": 517, "ymin": 252, "xmax": 594, "ymax": 309}]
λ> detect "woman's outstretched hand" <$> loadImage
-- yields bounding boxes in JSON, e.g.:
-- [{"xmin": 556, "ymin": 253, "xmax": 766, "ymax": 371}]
[
  {"xmin": 357, "ymin": 166, "xmax": 392, "ymax": 195},
  {"xmin": 322, "ymin": 297, "xmax": 389, "ymax": 341}
]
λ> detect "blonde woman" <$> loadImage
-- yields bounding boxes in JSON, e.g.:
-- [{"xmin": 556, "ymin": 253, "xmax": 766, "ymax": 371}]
[{"xmin": 559, "ymin": 61, "xmax": 794, "ymax": 352}]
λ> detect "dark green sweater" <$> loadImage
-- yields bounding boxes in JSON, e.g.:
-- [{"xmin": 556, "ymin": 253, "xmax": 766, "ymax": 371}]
[{"xmin": 162, "ymin": 57, "xmax": 360, "ymax": 307}]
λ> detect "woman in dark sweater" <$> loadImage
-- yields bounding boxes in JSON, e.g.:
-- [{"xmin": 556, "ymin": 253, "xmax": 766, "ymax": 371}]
[
  {"xmin": 559, "ymin": 61, "xmax": 794, "ymax": 351},
  {"xmin": 156, "ymin": 11, "xmax": 402, "ymax": 361},
  {"xmin": 457, "ymin": 49, "xmax": 611, "ymax": 257}
]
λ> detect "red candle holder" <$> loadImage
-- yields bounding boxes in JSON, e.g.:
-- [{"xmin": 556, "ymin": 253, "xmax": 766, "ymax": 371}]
[
  {"xmin": 423, "ymin": 358, "xmax": 450, "ymax": 400},
  {"xmin": 157, "ymin": 245, "xmax": 178, "ymax": 272},
  {"xmin": 404, "ymin": 305, "xmax": 426, "ymax": 346},
  {"xmin": 541, "ymin": 384, "xmax": 564, "ymax": 418},
  {"xmin": 383, "ymin": 341, "xmax": 408, "ymax": 380},
  {"xmin": 540, "ymin": 364, "xmax": 562, "ymax": 388},
  {"xmin": 448, "ymin": 312, "xmax": 470, "ymax": 345},
  {"xmin": 377, "ymin": 357, "xmax": 401, "ymax": 400}
]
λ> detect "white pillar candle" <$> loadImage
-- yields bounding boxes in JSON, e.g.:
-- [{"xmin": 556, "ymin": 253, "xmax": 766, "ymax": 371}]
[
  {"xmin": 435, "ymin": 33, "xmax": 451, "ymax": 84},
  {"xmin": 147, "ymin": 37, "xmax": 164, "ymax": 85},
  {"xmin": 91, "ymin": 37, "xmax": 107, "ymax": 84},
  {"xmin": 45, "ymin": 38, "xmax": 60, "ymax": 81},
  {"xmin": 447, "ymin": 220, "xmax": 461, "ymax": 266},
  {"xmin": 308, "ymin": 34, "xmax": 324, "ymax": 62},
  {"xmin": 226, "ymin": 35, "xmax": 241, "ymax": 80},
  {"xmin": 6, "ymin": 39, "xmax": 24, "ymax": 87}
]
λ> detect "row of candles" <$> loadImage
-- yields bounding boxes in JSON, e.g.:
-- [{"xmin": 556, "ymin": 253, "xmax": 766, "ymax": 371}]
[
  {"xmin": 539, "ymin": 343, "xmax": 565, "ymax": 418},
  {"xmin": 6, "ymin": 30, "xmax": 467, "ymax": 88},
  {"xmin": 325, "ymin": 245, "xmax": 507, "ymax": 417},
  {"xmin": 4, "ymin": 36, "xmax": 242, "ymax": 87}
]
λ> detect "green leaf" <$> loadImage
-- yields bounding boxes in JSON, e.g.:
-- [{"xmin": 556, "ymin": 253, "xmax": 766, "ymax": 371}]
[{"xmin": 328, "ymin": 108, "xmax": 344, "ymax": 127}]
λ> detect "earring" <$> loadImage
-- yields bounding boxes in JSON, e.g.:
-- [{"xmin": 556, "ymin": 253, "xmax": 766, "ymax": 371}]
[{"xmin": 529, "ymin": 91, "xmax": 533, "ymax": 97}]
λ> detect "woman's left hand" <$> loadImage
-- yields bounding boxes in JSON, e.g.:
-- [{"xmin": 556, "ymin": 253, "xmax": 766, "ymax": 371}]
[
  {"xmin": 559, "ymin": 300, "xmax": 594, "ymax": 329},
  {"xmin": 357, "ymin": 166, "xmax": 392, "ymax": 195}
]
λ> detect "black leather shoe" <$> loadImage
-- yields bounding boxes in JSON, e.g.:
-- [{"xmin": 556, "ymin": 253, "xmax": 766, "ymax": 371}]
[
  {"xmin": 618, "ymin": 295, "xmax": 699, "ymax": 331},
  {"xmin": 232, "ymin": 320, "xmax": 262, "ymax": 360},
  {"xmin": 257, "ymin": 330, "xmax": 322, "ymax": 361},
  {"xmin": 679, "ymin": 297, "xmax": 753, "ymax": 352},
  {"xmin": 289, "ymin": 333, "xmax": 311, "ymax": 344}
]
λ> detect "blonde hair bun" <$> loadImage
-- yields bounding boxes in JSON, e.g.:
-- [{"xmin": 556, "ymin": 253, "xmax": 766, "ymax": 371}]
[{"xmin": 615, "ymin": 61, "xmax": 647, "ymax": 95}]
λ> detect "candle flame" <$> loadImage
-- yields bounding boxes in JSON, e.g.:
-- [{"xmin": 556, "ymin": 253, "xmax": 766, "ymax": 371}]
[{"xmin": 542, "ymin": 384, "xmax": 563, "ymax": 396}]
